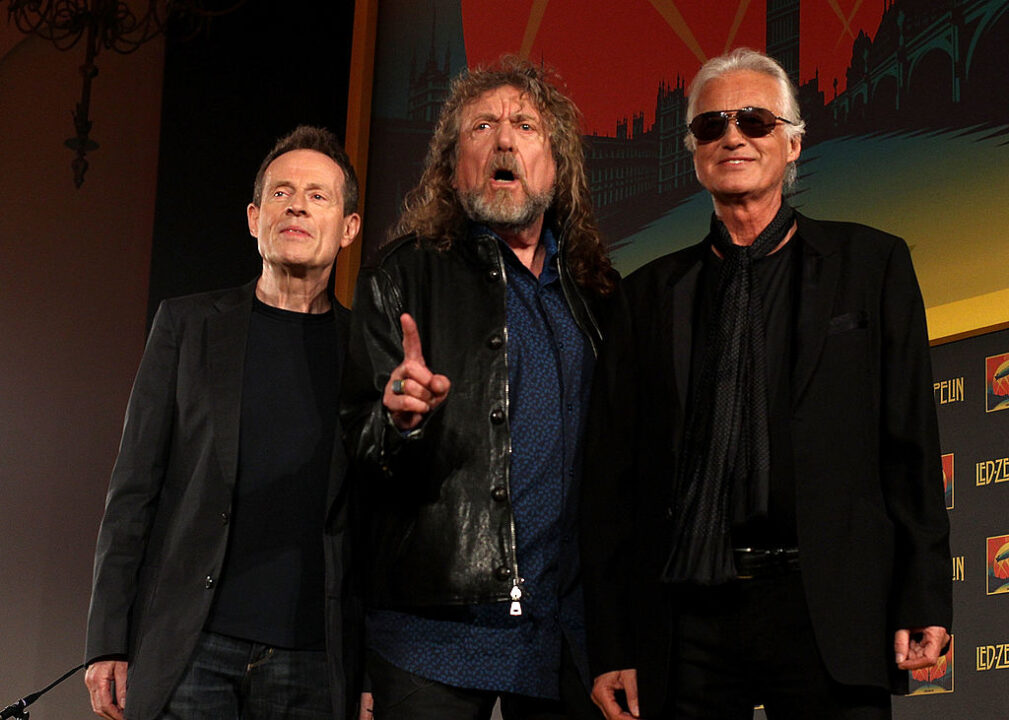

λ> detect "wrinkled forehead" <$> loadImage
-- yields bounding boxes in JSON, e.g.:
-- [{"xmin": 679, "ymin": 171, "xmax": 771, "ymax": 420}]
[{"xmin": 460, "ymin": 84, "xmax": 546, "ymax": 125}]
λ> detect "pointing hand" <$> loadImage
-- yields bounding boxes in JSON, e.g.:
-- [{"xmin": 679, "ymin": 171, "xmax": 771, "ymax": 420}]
[{"xmin": 383, "ymin": 313, "xmax": 451, "ymax": 431}]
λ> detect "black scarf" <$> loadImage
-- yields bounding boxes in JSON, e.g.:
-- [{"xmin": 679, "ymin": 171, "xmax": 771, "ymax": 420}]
[{"xmin": 663, "ymin": 199, "xmax": 796, "ymax": 585}]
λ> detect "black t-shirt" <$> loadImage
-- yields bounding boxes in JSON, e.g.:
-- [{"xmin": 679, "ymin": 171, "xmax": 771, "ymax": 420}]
[{"xmin": 205, "ymin": 298, "xmax": 339, "ymax": 649}]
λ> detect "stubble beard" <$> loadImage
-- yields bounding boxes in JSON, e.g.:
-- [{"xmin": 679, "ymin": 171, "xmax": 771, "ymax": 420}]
[{"xmin": 459, "ymin": 182, "xmax": 555, "ymax": 235}]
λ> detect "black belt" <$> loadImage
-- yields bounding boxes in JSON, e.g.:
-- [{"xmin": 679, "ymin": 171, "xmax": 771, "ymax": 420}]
[{"xmin": 733, "ymin": 547, "xmax": 800, "ymax": 579}]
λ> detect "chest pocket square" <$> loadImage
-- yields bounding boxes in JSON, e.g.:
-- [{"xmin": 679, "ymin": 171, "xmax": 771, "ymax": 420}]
[{"xmin": 828, "ymin": 310, "xmax": 869, "ymax": 333}]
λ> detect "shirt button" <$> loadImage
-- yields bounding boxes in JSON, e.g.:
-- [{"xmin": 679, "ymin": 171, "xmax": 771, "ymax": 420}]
[
  {"xmin": 205, "ymin": 575, "xmax": 215, "ymax": 589},
  {"xmin": 487, "ymin": 333, "xmax": 504, "ymax": 350},
  {"xmin": 490, "ymin": 408, "xmax": 505, "ymax": 424},
  {"xmin": 495, "ymin": 566, "xmax": 513, "ymax": 581},
  {"xmin": 491, "ymin": 487, "xmax": 508, "ymax": 502}
]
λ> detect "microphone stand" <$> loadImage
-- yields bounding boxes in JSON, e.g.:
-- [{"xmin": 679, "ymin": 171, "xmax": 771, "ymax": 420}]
[{"xmin": 1, "ymin": 663, "xmax": 85, "ymax": 719}]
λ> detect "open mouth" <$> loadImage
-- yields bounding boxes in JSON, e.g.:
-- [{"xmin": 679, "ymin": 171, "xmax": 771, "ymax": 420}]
[{"xmin": 493, "ymin": 169, "xmax": 516, "ymax": 181}]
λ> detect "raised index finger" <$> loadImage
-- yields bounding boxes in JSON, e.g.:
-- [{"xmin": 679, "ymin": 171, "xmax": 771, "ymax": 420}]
[{"xmin": 400, "ymin": 313, "xmax": 426, "ymax": 365}]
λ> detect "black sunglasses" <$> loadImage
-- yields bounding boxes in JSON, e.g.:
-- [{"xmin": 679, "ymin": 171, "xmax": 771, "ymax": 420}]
[{"xmin": 687, "ymin": 107, "xmax": 796, "ymax": 143}]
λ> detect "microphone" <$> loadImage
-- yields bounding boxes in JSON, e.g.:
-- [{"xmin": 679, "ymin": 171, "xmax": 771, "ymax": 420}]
[
  {"xmin": 0, "ymin": 698, "xmax": 29, "ymax": 719},
  {"xmin": 0, "ymin": 663, "xmax": 85, "ymax": 718}
]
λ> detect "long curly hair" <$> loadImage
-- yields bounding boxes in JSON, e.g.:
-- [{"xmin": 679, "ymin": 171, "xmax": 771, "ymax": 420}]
[{"xmin": 394, "ymin": 56, "xmax": 617, "ymax": 296}]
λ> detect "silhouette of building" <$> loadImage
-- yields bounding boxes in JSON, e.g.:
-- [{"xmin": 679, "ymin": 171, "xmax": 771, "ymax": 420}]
[
  {"xmin": 767, "ymin": 0, "xmax": 800, "ymax": 86},
  {"xmin": 587, "ymin": 112, "xmax": 657, "ymax": 219},
  {"xmin": 655, "ymin": 77, "xmax": 693, "ymax": 195},
  {"xmin": 407, "ymin": 17, "xmax": 452, "ymax": 123},
  {"xmin": 827, "ymin": 0, "xmax": 1009, "ymax": 132}
]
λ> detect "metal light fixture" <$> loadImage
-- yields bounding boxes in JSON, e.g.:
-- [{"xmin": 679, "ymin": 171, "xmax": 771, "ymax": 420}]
[{"xmin": 5, "ymin": 0, "xmax": 246, "ymax": 187}]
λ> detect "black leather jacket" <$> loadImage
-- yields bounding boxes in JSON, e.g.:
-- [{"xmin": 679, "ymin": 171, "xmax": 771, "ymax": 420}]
[{"xmin": 341, "ymin": 228, "xmax": 603, "ymax": 607}]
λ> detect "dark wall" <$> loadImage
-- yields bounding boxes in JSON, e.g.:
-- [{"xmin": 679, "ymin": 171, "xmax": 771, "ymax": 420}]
[
  {"xmin": 0, "ymin": 34, "xmax": 164, "ymax": 720},
  {"xmin": 148, "ymin": 0, "xmax": 356, "ymax": 326}
]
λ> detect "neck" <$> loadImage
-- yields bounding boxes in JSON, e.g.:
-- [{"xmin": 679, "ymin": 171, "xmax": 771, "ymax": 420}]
[
  {"xmin": 712, "ymin": 192, "xmax": 785, "ymax": 246},
  {"xmin": 494, "ymin": 215, "xmax": 546, "ymax": 276},
  {"xmin": 256, "ymin": 264, "xmax": 332, "ymax": 313}
]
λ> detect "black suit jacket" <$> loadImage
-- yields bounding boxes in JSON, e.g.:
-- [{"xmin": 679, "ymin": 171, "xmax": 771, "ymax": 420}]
[
  {"xmin": 85, "ymin": 280, "xmax": 361, "ymax": 720},
  {"xmin": 581, "ymin": 213, "xmax": 951, "ymax": 711}
]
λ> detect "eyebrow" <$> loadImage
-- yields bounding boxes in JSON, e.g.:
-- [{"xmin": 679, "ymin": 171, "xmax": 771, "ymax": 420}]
[
  {"xmin": 269, "ymin": 180, "xmax": 333, "ymax": 193},
  {"xmin": 469, "ymin": 111, "xmax": 540, "ymax": 124}
]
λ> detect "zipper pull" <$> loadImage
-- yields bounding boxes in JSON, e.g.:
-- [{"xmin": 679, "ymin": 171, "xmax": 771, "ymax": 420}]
[{"xmin": 509, "ymin": 581, "xmax": 523, "ymax": 616}]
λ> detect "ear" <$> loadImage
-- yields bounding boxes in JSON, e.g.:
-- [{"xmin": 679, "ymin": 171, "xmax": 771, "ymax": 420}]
[
  {"xmin": 247, "ymin": 203, "xmax": 260, "ymax": 238},
  {"xmin": 341, "ymin": 213, "xmax": 362, "ymax": 248},
  {"xmin": 787, "ymin": 135, "xmax": 802, "ymax": 164}
]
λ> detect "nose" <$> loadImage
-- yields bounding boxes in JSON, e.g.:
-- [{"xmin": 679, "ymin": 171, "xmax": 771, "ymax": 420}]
[
  {"xmin": 721, "ymin": 116, "xmax": 746, "ymax": 147},
  {"xmin": 495, "ymin": 121, "xmax": 516, "ymax": 152},
  {"xmin": 285, "ymin": 193, "xmax": 307, "ymax": 215}
]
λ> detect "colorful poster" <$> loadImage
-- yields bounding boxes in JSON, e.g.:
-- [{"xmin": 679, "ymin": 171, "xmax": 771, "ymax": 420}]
[{"xmin": 363, "ymin": 0, "xmax": 1009, "ymax": 338}]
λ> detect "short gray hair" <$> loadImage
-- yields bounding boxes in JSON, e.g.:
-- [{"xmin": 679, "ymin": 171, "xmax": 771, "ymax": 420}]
[{"xmin": 684, "ymin": 48, "xmax": 806, "ymax": 187}]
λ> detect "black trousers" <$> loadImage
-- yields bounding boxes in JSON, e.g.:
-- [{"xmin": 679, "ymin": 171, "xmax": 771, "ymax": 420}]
[
  {"xmin": 658, "ymin": 569, "xmax": 891, "ymax": 720},
  {"xmin": 366, "ymin": 640, "xmax": 600, "ymax": 720}
]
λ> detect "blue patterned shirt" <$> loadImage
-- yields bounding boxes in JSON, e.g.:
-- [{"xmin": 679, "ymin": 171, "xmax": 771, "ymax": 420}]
[{"xmin": 367, "ymin": 225, "xmax": 593, "ymax": 698}]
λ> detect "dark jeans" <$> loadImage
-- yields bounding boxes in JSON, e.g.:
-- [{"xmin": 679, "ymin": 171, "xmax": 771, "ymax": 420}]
[
  {"xmin": 159, "ymin": 631, "xmax": 332, "ymax": 720},
  {"xmin": 660, "ymin": 568, "xmax": 891, "ymax": 720},
  {"xmin": 366, "ymin": 642, "xmax": 600, "ymax": 720}
]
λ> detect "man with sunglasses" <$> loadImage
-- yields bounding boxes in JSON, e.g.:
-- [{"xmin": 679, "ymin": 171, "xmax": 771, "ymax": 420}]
[{"xmin": 581, "ymin": 48, "xmax": 951, "ymax": 719}]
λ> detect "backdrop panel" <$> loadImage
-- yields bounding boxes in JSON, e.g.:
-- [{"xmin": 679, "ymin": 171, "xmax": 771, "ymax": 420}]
[{"xmin": 361, "ymin": 0, "xmax": 1009, "ymax": 339}]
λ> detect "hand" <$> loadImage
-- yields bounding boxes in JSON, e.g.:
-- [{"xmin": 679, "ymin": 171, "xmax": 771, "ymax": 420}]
[
  {"xmin": 358, "ymin": 691, "xmax": 373, "ymax": 719},
  {"xmin": 383, "ymin": 313, "xmax": 450, "ymax": 431},
  {"xmin": 85, "ymin": 660, "xmax": 127, "ymax": 720},
  {"xmin": 894, "ymin": 626, "xmax": 950, "ymax": 670},
  {"xmin": 591, "ymin": 668, "xmax": 640, "ymax": 719}
]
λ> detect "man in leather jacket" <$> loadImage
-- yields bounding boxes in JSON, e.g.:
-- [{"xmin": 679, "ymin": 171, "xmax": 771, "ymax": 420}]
[{"xmin": 341, "ymin": 57, "xmax": 617, "ymax": 719}]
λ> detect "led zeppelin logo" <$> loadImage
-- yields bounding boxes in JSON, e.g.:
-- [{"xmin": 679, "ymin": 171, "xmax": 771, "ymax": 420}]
[
  {"xmin": 975, "ymin": 642, "xmax": 1009, "ymax": 672},
  {"xmin": 986, "ymin": 352, "xmax": 1009, "ymax": 413},
  {"xmin": 941, "ymin": 453, "xmax": 954, "ymax": 510},
  {"xmin": 908, "ymin": 635, "xmax": 954, "ymax": 695},
  {"xmin": 986, "ymin": 534, "xmax": 1009, "ymax": 595}
]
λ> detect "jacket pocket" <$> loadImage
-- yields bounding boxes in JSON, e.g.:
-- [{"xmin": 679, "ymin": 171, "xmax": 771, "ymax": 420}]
[{"xmin": 828, "ymin": 310, "xmax": 869, "ymax": 334}]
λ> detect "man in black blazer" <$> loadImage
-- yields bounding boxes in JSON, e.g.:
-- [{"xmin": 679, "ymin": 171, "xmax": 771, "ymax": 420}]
[
  {"xmin": 582, "ymin": 49, "xmax": 951, "ymax": 719},
  {"xmin": 84, "ymin": 126, "xmax": 362, "ymax": 720}
]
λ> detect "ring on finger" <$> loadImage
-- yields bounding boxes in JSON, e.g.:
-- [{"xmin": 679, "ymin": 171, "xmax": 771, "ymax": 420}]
[{"xmin": 391, "ymin": 378, "xmax": 405, "ymax": 395}]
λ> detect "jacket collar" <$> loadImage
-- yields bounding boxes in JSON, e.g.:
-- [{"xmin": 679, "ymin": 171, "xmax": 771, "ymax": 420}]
[
  {"xmin": 667, "ymin": 241, "xmax": 708, "ymax": 410},
  {"xmin": 791, "ymin": 212, "xmax": 840, "ymax": 405},
  {"xmin": 208, "ymin": 280, "xmax": 258, "ymax": 488}
]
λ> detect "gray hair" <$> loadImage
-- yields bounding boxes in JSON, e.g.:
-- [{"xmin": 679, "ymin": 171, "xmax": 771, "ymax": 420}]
[{"xmin": 684, "ymin": 48, "xmax": 806, "ymax": 187}]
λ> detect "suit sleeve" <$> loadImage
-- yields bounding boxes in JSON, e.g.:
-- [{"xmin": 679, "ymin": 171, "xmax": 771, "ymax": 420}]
[
  {"xmin": 878, "ymin": 239, "xmax": 952, "ymax": 631},
  {"xmin": 580, "ymin": 285, "xmax": 640, "ymax": 676},
  {"xmin": 84, "ymin": 300, "xmax": 180, "ymax": 663}
]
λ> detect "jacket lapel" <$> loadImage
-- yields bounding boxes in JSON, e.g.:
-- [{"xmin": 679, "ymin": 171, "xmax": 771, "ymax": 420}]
[
  {"xmin": 326, "ymin": 304, "xmax": 351, "ymax": 523},
  {"xmin": 671, "ymin": 261, "xmax": 702, "ymax": 414},
  {"xmin": 792, "ymin": 214, "xmax": 841, "ymax": 406},
  {"xmin": 207, "ymin": 280, "xmax": 257, "ymax": 486}
]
